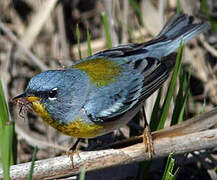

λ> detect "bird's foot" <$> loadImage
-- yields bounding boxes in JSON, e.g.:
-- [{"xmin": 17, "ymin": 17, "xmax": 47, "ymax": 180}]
[
  {"xmin": 67, "ymin": 138, "xmax": 81, "ymax": 167},
  {"xmin": 66, "ymin": 149, "xmax": 81, "ymax": 168},
  {"xmin": 143, "ymin": 126, "xmax": 154, "ymax": 159}
]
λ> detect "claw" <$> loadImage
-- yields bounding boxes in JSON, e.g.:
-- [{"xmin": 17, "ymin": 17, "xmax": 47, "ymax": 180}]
[
  {"xmin": 143, "ymin": 126, "xmax": 154, "ymax": 159},
  {"xmin": 67, "ymin": 149, "xmax": 80, "ymax": 168},
  {"xmin": 67, "ymin": 138, "xmax": 81, "ymax": 167}
]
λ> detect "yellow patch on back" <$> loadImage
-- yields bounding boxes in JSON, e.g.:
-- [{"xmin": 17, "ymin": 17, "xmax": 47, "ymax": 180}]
[
  {"xmin": 74, "ymin": 58, "xmax": 121, "ymax": 87},
  {"xmin": 32, "ymin": 101, "xmax": 103, "ymax": 138}
]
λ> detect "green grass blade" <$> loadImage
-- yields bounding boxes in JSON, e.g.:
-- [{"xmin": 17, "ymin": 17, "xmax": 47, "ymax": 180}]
[
  {"xmin": 79, "ymin": 168, "xmax": 86, "ymax": 180},
  {"xmin": 86, "ymin": 28, "xmax": 92, "ymax": 56},
  {"xmin": 177, "ymin": 70, "xmax": 191, "ymax": 123},
  {"xmin": 76, "ymin": 24, "xmax": 82, "ymax": 59},
  {"xmin": 28, "ymin": 146, "xmax": 38, "ymax": 180},
  {"xmin": 177, "ymin": 90, "xmax": 189, "ymax": 124},
  {"xmin": 150, "ymin": 88, "xmax": 162, "ymax": 131},
  {"xmin": 0, "ymin": 80, "xmax": 9, "ymax": 128},
  {"xmin": 11, "ymin": 128, "xmax": 17, "ymax": 165},
  {"xmin": 1, "ymin": 123, "xmax": 14, "ymax": 180},
  {"xmin": 176, "ymin": 0, "xmax": 181, "ymax": 15},
  {"xmin": 201, "ymin": 0, "xmax": 217, "ymax": 32},
  {"xmin": 171, "ymin": 67, "xmax": 191, "ymax": 125},
  {"xmin": 0, "ymin": 79, "xmax": 16, "ymax": 179},
  {"xmin": 209, "ymin": 16, "xmax": 217, "ymax": 32},
  {"xmin": 202, "ymin": 99, "xmax": 206, "ymax": 113},
  {"xmin": 157, "ymin": 40, "xmax": 183, "ymax": 130},
  {"xmin": 162, "ymin": 153, "xmax": 176, "ymax": 180},
  {"xmin": 102, "ymin": 12, "xmax": 112, "ymax": 48},
  {"xmin": 201, "ymin": 0, "xmax": 209, "ymax": 17},
  {"xmin": 171, "ymin": 68, "xmax": 184, "ymax": 125},
  {"xmin": 129, "ymin": 0, "xmax": 142, "ymax": 24}
]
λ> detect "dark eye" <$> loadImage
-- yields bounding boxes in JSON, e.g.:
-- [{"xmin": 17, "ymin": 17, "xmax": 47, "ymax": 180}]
[{"xmin": 48, "ymin": 89, "xmax": 57, "ymax": 98}]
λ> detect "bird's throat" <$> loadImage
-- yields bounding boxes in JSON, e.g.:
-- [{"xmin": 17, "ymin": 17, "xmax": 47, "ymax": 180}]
[{"xmin": 32, "ymin": 101, "xmax": 104, "ymax": 138}]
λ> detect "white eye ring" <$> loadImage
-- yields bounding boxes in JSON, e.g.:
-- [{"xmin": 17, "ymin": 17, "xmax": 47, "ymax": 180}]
[
  {"xmin": 48, "ymin": 88, "xmax": 58, "ymax": 101},
  {"xmin": 48, "ymin": 97, "xmax": 57, "ymax": 101}
]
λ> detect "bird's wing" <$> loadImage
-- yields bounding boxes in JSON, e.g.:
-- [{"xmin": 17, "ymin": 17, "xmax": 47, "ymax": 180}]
[
  {"xmin": 77, "ymin": 13, "xmax": 208, "ymax": 123},
  {"xmin": 83, "ymin": 54, "xmax": 175, "ymax": 123}
]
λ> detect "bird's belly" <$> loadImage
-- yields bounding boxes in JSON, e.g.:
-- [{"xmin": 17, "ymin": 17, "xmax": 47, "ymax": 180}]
[{"xmin": 53, "ymin": 117, "xmax": 104, "ymax": 138}]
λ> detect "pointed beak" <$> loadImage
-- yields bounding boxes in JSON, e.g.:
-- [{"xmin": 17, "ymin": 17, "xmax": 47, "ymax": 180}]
[
  {"xmin": 12, "ymin": 92, "xmax": 27, "ymax": 102},
  {"xmin": 12, "ymin": 92, "xmax": 27, "ymax": 101},
  {"xmin": 12, "ymin": 92, "xmax": 40, "ymax": 103}
]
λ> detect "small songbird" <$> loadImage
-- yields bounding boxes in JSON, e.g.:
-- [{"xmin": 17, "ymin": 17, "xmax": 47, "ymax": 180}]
[{"xmin": 13, "ymin": 14, "xmax": 208, "ymax": 157}]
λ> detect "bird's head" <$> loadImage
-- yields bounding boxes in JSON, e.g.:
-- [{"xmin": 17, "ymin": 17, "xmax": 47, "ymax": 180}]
[{"xmin": 13, "ymin": 69, "xmax": 89, "ymax": 123}]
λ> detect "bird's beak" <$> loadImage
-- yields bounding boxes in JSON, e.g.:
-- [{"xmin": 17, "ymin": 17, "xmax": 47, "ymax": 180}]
[
  {"xmin": 12, "ymin": 92, "xmax": 40, "ymax": 103},
  {"xmin": 12, "ymin": 92, "xmax": 27, "ymax": 101}
]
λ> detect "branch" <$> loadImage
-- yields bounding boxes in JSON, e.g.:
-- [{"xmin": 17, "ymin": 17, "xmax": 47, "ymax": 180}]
[
  {"xmin": 0, "ymin": 21, "xmax": 48, "ymax": 71},
  {"xmin": 20, "ymin": 0, "xmax": 58, "ymax": 49},
  {"xmin": 1, "ymin": 108, "xmax": 217, "ymax": 179}
]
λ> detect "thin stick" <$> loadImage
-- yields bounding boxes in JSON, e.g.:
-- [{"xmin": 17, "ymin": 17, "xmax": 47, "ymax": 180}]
[
  {"xmin": 57, "ymin": 3, "xmax": 70, "ymax": 59},
  {"xmin": 20, "ymin": 0, "xmax": 58, "ymax": 49},
  {"xmin": 122, "ymin": 0, "xmax": 129, "ymax": 44},
  {"xmin": 0, "ymin": 21, "xmax": 48, "ymax": 71},
  {"xmin": 200, "ymin": 34, "xmax": 217, "ymax": 58}
]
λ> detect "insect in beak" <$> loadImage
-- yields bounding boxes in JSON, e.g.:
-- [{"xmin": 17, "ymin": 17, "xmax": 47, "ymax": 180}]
[{"xmin": 12, "ymin": 92, "xmax": 40, "ymax": 117}]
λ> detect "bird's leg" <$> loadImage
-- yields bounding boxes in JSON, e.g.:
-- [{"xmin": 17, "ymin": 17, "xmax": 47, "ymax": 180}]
[
  {"xmin": 67, "ymin": 138, "xmax": 81, "ymax": 167},
  {"xmin": 142, "ymin": 107, "xmax": 154, "ymax": 159}
]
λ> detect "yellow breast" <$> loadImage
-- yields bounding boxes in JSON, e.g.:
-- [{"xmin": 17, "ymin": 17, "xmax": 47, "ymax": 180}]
[{"xmin": 32, "ymin": 101, "xmax": 103, "ymax": 138}]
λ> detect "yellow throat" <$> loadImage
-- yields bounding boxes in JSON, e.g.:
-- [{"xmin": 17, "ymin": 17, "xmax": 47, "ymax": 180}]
[{"xmin": 31, "ymin": 101, "xmax": 103, "ymax": 138}]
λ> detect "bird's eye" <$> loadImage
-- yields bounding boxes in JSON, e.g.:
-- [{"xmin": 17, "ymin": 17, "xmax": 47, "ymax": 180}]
[{"xmin": 48, "ymin": 88, "xmax": 57, "ymax": 99}]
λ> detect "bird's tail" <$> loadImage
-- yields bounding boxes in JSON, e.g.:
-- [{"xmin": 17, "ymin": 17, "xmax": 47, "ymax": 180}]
[{"xmin": 145, "ymin": 14, "xmax": 209, "ymax": 58}]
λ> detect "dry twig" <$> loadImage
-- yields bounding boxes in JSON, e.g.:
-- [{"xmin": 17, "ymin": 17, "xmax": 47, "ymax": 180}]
[
  {"xmin": 200, "ymin": 34, "xmax": 217, "ymax": 58},
  {"xmin": 141, "ymin": 0, "xmax": 161, "ymax": 36},
  {"xmin": 20, "ymin": 0, "xmax": 58, "ymax": 49},
  {"xmin": 0, "ymin": 21, "xmax": 48, "ymax": 71},
  {"xmin": 56, "ymin": 3, "xmax": 70, "ymax": 60}
]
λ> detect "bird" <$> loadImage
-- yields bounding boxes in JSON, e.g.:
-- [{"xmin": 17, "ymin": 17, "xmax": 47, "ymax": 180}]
[{"xmin": 13, "ymin": 14, "xmax": 208, "ymax": 162}]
